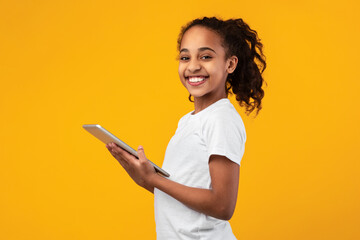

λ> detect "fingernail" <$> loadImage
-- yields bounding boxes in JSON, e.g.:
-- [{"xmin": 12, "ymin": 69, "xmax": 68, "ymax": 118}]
[{"xmin": 138, "ymin": 145, "xmax": 143, "ymax": 150}]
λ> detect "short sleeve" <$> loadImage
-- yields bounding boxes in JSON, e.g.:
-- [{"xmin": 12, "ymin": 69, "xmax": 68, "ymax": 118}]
[{"xmin": 202, "ymin": 111, "xmax": 246, "ymax": 165}]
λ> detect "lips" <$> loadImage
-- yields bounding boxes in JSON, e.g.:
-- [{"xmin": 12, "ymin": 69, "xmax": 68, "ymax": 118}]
[{"xmin": 186, "ymin": 76, "xmax": 208, "ymax": 86}]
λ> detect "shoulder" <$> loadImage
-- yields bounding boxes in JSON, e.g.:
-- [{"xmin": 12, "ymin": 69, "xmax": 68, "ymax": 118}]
[
  {"xmin": 202, "ymin": 99, "xmax": 245, "ymax": 132},
  {"xmin": 200, "ymin": 99, "xmax": 247, "ymax": 165}
]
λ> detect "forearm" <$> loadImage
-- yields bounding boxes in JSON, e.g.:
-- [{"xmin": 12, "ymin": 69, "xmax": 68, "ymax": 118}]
[
  {"xmin": 106, "ymin": 143, "xmax": 237, "ymax": 219},
  {"xmin": 149, "ymin": 174, "xmax": 234, "ymax": 220}
]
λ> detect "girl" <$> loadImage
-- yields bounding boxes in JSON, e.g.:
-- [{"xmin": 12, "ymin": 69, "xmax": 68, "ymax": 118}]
[{"xmin": 106, "ymin": 16, "xmax": 266, "ymax": 239}]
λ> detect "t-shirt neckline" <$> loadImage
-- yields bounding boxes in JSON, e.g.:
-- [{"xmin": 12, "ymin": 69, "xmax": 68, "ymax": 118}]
[{"xmin": 190, "ymin": 98, "xmax": 229, "ymax": 117}]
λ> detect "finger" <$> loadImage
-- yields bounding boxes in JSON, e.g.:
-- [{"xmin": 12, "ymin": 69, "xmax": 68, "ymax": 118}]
[
  {"xmin": 137, "ymin": 145, "xmax": 147, "ymax": 163},
  {"xmin": 106, "ymin": 143, "xmax": 112, "ymax": 150},
  {"xmin": 106, "ymin": 143, "xmax": 130, "ymax": 165},
  {"xmin": 108, "ymin": 143, "xmax": 131, "ymax": 159},
  {"xmin": 117, "ymin": 158, "xmax": 129, "ymax": 169},
  {"xmin": 117, "ymin": 144, "xmax": 134, "ymax": 157}
]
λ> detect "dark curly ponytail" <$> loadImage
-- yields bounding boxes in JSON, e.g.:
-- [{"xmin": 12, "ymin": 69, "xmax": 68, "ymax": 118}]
[{"xmin": 177, "ymin": 17, "xmax": 266, "ymax": 115}]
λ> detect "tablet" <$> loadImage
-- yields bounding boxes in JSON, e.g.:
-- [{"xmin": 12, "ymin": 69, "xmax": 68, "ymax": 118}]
[{"xmin": 83, "ymin": 124, "xmax": 170, "ymax": 177}]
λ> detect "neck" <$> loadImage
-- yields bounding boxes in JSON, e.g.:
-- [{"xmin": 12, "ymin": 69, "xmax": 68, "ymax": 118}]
[{"xmin": 193, "ymin": 93, "xmax": 227, "ymax": 114}]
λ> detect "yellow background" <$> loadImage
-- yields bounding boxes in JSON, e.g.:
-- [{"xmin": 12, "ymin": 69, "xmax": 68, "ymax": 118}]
[{"xmin": 1, "ymin": 0, "xmax": 359, "ymax": 239}]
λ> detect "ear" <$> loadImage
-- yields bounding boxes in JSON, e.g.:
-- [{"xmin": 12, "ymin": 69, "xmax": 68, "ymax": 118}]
[{"xmin": 226, "ymin": 56, "xmax": 238, "ymax": 74}]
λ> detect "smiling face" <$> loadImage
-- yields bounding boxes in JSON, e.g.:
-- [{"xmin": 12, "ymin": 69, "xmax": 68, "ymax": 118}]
[{"xmin": 178, "ymin": 26, "xmax": 238, "ymax": 106}]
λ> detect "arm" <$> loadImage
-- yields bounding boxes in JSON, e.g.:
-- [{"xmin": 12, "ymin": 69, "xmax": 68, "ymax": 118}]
[
  {"xmin": 106, "ymin": 143, "xmax": 239, "ymax": 220},
  {"xmin": 151, "ymin": 154, "xmax": 239, "ymax": 220}
]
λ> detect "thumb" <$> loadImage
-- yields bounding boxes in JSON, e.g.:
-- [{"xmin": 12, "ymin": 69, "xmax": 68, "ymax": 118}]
[{"xmin": 137, "ymin": 145, "xmax": 147, "ymax": 162}]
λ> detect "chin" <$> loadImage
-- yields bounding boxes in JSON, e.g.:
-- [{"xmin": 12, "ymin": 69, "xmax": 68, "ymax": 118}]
[{"xmin": 187, "ymin": 90, "xmax": 207, "ymax": 98}]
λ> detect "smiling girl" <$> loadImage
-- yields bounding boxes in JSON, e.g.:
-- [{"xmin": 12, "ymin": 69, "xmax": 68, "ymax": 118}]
[{"xmin": 106, "ymin": 17, "xmax": 266, "ymax": 239}]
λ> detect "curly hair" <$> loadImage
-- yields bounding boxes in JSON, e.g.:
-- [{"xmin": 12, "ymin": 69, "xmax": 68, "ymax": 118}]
[{"xmin": 177, "ymin": 17, "xmax": 266, "ymax": 115}]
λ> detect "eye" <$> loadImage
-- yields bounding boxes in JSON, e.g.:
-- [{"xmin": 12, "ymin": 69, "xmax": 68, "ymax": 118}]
[
  {"xmin": 201, "ymin": 55, "xmax": 212, "ymax": 60},
  {"xmin": 179, "ymin": 56, "xmax": 190, "ymax": 61}
]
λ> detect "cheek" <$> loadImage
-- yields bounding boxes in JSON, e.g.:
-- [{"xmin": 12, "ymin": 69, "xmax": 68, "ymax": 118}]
[
  {"xmin": 178, "ymin": 62, "xmax": 184, "ymax": 73},
  {"xmin": 178, "ymin": 65, "xmax": 186, "ymax": 80},
  {"xmin": 209, "ymin": 63, "xmax": 228, "ymax": 79},
  {"xmin": 178, "ymin": 65, "xmax": 187, "ymax": 86}
]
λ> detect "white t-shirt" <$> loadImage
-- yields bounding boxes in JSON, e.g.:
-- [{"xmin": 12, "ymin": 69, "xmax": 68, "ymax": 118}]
[{"xmin": 154, "ymin": 98, "xmax": 246, "ymax": 240}]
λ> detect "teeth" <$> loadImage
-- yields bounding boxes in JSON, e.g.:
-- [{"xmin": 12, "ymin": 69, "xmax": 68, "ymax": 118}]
[{"xmin": 188, "ymin": 77, "xmax": 206, "ymax": 83}]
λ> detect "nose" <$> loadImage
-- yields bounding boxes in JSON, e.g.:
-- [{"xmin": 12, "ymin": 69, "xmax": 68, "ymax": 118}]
[{"xmin": 187, "ymin": 58, "xmax": 201, "ymax": 73}]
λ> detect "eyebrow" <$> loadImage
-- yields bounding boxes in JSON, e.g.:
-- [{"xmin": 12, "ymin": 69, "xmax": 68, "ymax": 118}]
[{"xmin": 180, "ymin": 47, "xmax": 217, "ymax": 54}]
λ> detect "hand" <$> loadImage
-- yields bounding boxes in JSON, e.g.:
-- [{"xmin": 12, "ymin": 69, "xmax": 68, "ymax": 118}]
[{"xmin": 106, "ymin": 142, "xmax": 156, "ymax": 192}]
